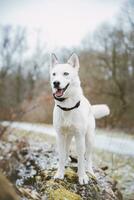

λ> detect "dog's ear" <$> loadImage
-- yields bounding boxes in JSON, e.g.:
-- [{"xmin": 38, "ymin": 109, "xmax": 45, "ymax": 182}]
[
  {"xmin": 67, "ymin": 53, "xmax": 79, "ymax": 71},
  {"xmin": 50, "ymin": 53, "xmax": 58, "ymax": 69}
]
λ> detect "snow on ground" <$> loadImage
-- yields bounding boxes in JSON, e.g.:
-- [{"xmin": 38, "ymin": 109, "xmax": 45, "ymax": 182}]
[{"xmin": 1, "ymin": 121, "xmax": 134, "ymax": 156}]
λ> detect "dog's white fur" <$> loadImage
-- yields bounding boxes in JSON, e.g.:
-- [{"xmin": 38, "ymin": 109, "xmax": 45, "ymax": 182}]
[{"xmin": 50, "ymin": 53, "xmax": 110, "ymax": 185}]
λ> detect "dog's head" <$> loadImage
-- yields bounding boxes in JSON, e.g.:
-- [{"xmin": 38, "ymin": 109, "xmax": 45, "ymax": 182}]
[{"xmin": 50, "ymin": 53, "xmax": 80, "ymax": 99}]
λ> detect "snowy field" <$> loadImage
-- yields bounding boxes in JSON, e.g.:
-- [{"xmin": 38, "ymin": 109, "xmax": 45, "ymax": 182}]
[{"xmin": 1, "ymin": 121, "xmax": 134, "ymax": 156}]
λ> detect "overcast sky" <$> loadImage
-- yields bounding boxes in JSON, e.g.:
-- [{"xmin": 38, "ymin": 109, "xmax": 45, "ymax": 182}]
[{"xmin": 0, "ymin": 0, "xmax": 126, "ymax": 49}]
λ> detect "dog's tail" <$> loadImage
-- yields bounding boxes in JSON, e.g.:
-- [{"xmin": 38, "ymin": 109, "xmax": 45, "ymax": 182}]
[{"xmin": 91, "ymin": 104, "xmax": 110, "ymax": 119}]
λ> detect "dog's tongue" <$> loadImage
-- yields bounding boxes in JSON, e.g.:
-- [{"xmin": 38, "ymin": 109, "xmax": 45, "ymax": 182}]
[{"xmin": 55, "ymin": 89, "xmax": 64, "ymax": 97}]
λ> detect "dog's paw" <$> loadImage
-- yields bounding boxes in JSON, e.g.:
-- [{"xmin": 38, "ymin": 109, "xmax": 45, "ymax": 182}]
[
  {"xmin": 78, "ymin": 173, "xmax": 89, "ymax": 185},
  {"xmin": 65, "ymin": 156, "xmax": 71, "ymax": 165},
  {"xmin": 54, "ymin": 171, "xmax": 64, "ymax": 180},
  {"xmin": 86, "ymin": 167, "xmax": 96, "ymax": 178}
]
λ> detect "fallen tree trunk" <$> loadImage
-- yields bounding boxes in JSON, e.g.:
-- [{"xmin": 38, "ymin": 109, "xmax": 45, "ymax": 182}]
[
  {"xmin": 0, "ymin": 139, "xmax": 122, "ymax": 200},
  {"xmin": 33, "ymin": 167, "xmax": 122, "ymax": 200}
]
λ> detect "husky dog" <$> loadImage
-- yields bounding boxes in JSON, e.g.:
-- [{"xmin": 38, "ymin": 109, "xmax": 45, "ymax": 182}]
[{"xmin": 50, "ymin": 53, "xmax": 110, "ymax": 185}]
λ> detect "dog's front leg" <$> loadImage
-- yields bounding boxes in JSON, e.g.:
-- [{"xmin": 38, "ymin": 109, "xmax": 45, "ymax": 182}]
[
  {"xmin": 54, "ymin": 133, "xmax": 66, "ymax": 180},
  {"xmin": 75, "ymin": 134, "xmax": 89, "ymax": 185}
]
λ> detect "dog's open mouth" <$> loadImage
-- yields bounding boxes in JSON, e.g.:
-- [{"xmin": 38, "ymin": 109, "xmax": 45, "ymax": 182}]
[{"xmin": 54, "ymin": 83, "xmax": 69, "ymax": 98}]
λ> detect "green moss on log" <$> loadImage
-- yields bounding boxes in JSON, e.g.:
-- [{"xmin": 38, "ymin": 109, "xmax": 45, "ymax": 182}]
[{"xmin": 49, "ymin": 188, "xmax": 81, "ymax": 200}]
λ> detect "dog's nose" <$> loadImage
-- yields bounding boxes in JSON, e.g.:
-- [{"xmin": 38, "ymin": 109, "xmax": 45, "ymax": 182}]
[{"xmin": 53, "ymin": 81, "xmax": 60, "ymax": 88}]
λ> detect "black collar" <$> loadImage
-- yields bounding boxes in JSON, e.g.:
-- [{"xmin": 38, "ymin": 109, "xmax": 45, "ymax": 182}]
[{"xmin": 57, "ymin": 101, "xmax": 80, "ymax": 111}]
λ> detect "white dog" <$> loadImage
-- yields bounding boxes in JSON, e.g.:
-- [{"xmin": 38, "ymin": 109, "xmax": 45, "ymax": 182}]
[{"xmin": 50, "ymin": 53, "xmax": 110, "ymax": 185}]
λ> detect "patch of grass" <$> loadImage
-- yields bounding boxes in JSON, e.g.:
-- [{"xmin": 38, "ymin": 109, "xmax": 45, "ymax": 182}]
[
  {"xmin": 94, "ymin": 149, "xmax": 134, "ymax": 200},
  {"xmin": 10, "ymin": 128, "xmax": 56, "ymax": 144}
]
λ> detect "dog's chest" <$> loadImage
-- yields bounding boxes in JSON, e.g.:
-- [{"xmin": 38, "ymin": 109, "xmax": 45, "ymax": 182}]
[{"xmin": 59, "ymin": 112, "xmax": 77, "ymax": 135}]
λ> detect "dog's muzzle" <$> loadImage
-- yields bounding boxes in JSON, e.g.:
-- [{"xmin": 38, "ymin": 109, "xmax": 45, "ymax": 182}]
[{"xmin": 53, "ymin": 83, "xmax": 70, "ymax": 99}]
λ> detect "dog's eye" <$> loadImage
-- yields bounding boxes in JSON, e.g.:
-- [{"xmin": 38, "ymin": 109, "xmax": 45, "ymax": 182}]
[
  {"xmin": 63, "ymin": 72, "xmax": 69, "ymax": 76},
  {"xmin": 52, "ymin": 72, "xmax": 56, "ymax": 76}
]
